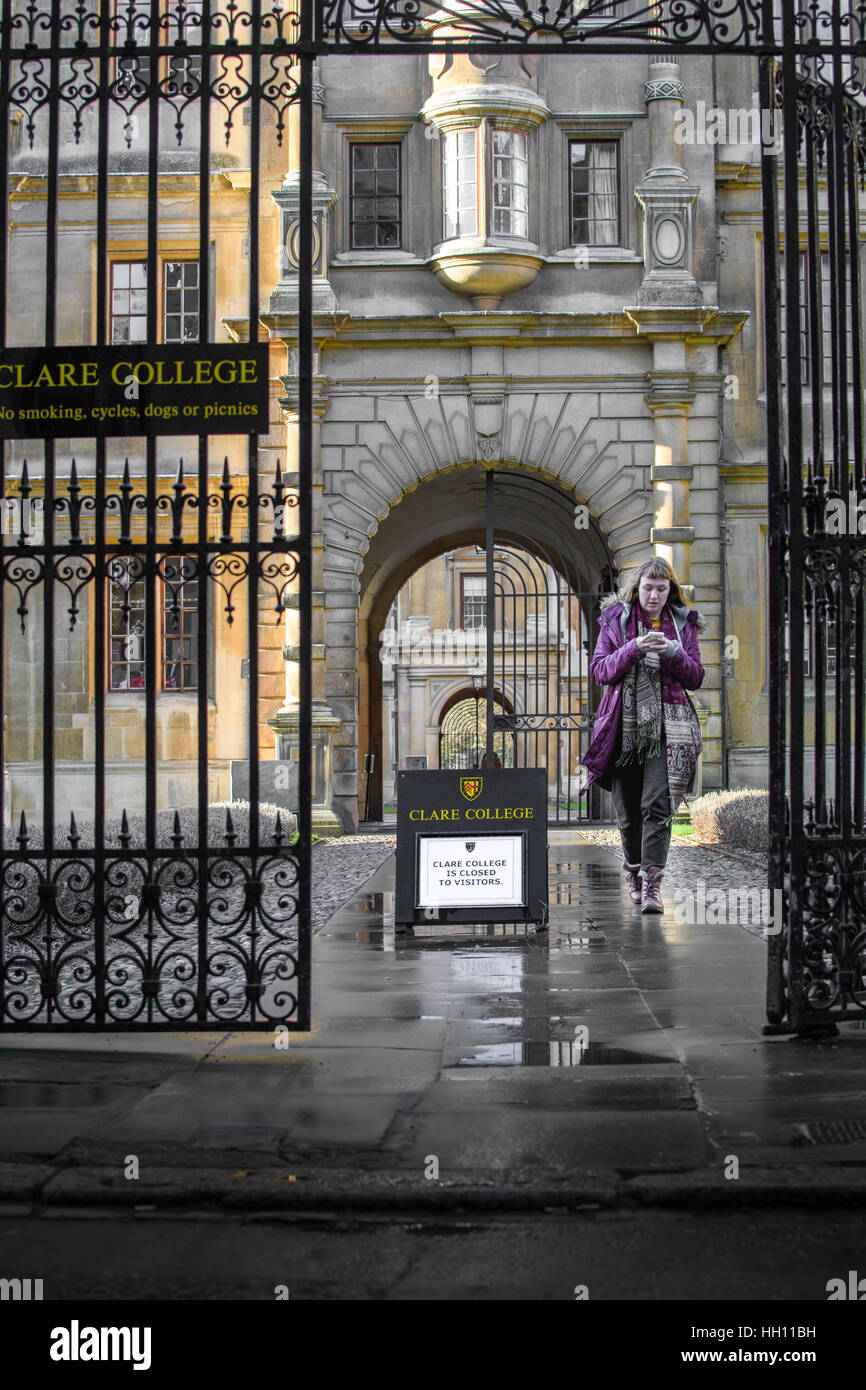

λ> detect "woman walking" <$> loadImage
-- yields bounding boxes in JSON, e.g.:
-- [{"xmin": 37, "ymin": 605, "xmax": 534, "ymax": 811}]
[{"xmin": 581, "ymin": 557, "xmax": 704, "ymax": 913}]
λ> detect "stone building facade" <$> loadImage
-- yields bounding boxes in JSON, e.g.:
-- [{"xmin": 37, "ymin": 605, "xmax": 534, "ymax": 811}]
[{"xmin": 5, "ymin": 26, "xmax": 795, "ymax": 834}]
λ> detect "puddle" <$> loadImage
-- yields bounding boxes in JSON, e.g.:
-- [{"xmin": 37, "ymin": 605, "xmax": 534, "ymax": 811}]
[
  {"xmin": 0, "ymin": 1081, "xmax": 123, "ymax": 1107},
  {"xmin": 455, "ymin": 1041, "xmax": 668, "ymax": 1068}
]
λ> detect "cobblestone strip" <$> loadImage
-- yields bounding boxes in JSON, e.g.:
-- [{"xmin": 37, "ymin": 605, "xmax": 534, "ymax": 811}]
[{"xmin": 311, "ymin": 834, "xmax": 395, "ymax": 930}]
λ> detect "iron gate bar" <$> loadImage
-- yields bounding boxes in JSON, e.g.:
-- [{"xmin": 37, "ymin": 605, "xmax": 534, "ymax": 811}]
[
  {"xmin": 782, "ymin": 0, "xmax": 806, "ymax": 1028},
  {"xmin": 298, "ymin": 10, "xmax": 314, "ymax": 1031},
  {"xmin": 197, "ymin": 0, "xmax": 213, "ymax": 1027},
  {"xmin": 761, "ymin": 41, "xmax": 786, "ymax": 1023},
  {"xmin": 485, "ymin": 467, "xmax": 495, "ymax": 765}
]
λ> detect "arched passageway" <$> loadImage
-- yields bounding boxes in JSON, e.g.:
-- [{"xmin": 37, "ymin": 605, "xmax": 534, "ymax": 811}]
[{"xmin": 359, "ymin": 465, "xmax": 616, "ymax": 822}]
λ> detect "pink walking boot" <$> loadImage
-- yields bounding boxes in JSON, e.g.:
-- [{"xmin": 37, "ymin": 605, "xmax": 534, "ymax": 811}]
[
  {"xmin": 641, "ymin": 866, "xmax": 664, "ymax": 914},
  {"xmin": 624, "ymin": 862, "xmax": 642, "ymax": 905}
]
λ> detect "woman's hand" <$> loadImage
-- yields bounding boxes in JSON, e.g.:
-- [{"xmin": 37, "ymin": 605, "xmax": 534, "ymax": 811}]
[{"xmin": 636, "ymin": 631, "xmax": 668, "ymax": 654}]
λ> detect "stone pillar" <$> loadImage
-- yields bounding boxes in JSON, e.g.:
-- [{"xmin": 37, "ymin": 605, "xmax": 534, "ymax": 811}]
[
  {"xmin": 634, "ymin": 61, "xmax": 702, "ymax": 309},
  {"xmin": 408, "ymin": 674, "xmax": 428, "ymax": 760},
  {"xmin": 396, "ymin": 664, "xmax": 411, "ymax": 770},
  {"xmin": 645, "ymin": 370, "xmax": 697, "ymax": 591},
  {"xmin": 628, "ymin": 61, "xmax": 712, "ymax": 597},
  {"xmin": 260, "ymin": 69, "xmax": 352, "ymax": 832}
]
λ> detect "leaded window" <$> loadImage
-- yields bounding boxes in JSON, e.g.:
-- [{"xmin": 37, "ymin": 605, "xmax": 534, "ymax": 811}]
[
  {"xmin": 443, "ymin": 129, "xmax": 478, "ymax": 240},
  {"xmin": 492, "ymin": 129, "xmax": 528, "ymax": 238},
  {"xmin": 163, "ymin": 261, "xmax": 200, "ymax": 342},
  {"xmin": 349, "ymin": 144, "xmax": 401, "ymax": 249}
]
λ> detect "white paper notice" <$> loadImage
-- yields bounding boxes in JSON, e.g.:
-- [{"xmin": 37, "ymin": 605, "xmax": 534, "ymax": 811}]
[{"xmin": 417, "ymin": 834, "xmax": 524, "ymax": 908}]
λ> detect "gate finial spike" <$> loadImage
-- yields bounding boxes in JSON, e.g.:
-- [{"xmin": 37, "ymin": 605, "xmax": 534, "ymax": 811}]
[
  {"xmin": 171, "ymin": 809, "xmax": 184, "ymax": 848},
  {"xmin": 224, "ymin": 807, "xmax": 237, "ymax": 847},
  {"xmin": 119, "ymin": 808, "xmax": 131, "ymax": 847},
  {"xmin": 16, "ymin": 808, "xmax": 29, "ymax": 848},
  {"xmin": 68, "ymin": 811, "xmax": 80, "ymax": 848},
  {"xmin": 273, "ymin": 811, "xmax": 285, "ymax": 846}
]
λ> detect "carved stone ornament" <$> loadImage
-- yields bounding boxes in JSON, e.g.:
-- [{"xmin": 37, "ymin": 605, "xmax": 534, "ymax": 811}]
[{"xmin": 645, "ymin": 78, "xmax": 685, "ymax": 103}]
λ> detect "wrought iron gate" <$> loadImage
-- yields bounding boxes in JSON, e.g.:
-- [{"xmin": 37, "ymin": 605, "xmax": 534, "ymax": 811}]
[
  {"xmin": 0, "ymin": 1, "xmax": 311, "ymax": 1028},
  {"xmin": 764, "ymin": 11, "xmax": 866, "ymax": 1036},
  {"xmin": 2, "ymin": 0, "xmax": 865, "ymax": 1033}
]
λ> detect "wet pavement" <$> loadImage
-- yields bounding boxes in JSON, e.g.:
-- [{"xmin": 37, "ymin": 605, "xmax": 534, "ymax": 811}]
[{"xmin": 2, "ymin": 836, "xmax": 866, "ymax": 1204}]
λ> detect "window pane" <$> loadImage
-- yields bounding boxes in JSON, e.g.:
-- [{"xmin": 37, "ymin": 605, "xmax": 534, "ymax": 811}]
[
  {"xmin": 352, "ymin": 145, "xmax": 374, "ymax": 170},
  {"xmin": 376, "ymin": 145, "xmax": 398, "ymax": 169}
]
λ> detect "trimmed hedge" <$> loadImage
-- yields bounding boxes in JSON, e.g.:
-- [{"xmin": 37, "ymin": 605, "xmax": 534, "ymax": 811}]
[{"xmin": 688, "ymin": 789, "xmax": 769, "ymax": 853}]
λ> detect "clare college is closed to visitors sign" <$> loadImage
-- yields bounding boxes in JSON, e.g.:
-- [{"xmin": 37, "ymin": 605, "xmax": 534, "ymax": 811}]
[
  {"xmin": 417, "ymin": 834, "xmax": 524, "ymax": 908},
  {"xmin": 395, "ymin": 768, "xmax": 548, "ymax": 932}
]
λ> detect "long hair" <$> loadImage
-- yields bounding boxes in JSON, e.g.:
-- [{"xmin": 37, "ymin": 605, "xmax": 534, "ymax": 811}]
[{"xmin": 618, "ymin": 556, "xmax": 690, "ymax": 610}]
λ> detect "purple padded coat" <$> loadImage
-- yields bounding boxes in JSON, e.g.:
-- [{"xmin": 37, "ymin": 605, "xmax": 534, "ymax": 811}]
[{"xmin": 581, "ymin": 598, "xmax": 705, "ymax": 791}]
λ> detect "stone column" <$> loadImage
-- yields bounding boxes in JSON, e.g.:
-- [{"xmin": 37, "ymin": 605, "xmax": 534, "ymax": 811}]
[
  {"xmin": 396, "ymin": 663, "xmax": 411, "ymax": 770},
  {"xmin": 629, "ymin": 60, "xmax": 709, "ymax": 597},
  {"xmin": 645, "ymin": 370, "xmax": 697, "ymax": 591},
  {"xmin": 408, "ymin": 674, "xmax": 428, "ymax": 761},
  {"xmin": 634, "ymin": 61, "xmax": 702, "ymax": 310},
  {"xmin": 261, "ymin": 67, "xmax": 344, "ymax": 833}
]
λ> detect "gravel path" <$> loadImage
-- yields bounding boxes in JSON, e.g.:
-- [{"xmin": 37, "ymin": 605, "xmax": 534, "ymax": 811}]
[{"xmin": 311, "ymin": 834, "xmax": 395, "ymax": 929}]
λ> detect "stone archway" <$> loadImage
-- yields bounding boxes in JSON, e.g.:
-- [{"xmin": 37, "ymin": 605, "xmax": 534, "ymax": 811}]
[{"xmin": 347, "ymin": 462, "xmax": 625, "ymax": 822}]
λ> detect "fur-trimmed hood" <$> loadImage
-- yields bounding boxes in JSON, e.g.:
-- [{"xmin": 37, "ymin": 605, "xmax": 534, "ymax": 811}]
[{"xmin": 598, "ymin": 591, "xmax": 707, "ymax": 633}]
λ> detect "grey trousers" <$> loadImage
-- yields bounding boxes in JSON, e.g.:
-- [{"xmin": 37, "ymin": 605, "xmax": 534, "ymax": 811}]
[{"xmin": 609, "ymin": 736, "xmax": 672, "ymax": 870}]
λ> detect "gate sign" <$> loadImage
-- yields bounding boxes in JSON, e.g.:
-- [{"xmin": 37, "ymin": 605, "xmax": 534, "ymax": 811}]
[
  {"xmin": 417, "ymin": 834, "xmax": 523, "ymax": 908},
  {"xmin": 0, "ymin": 344, "xmax": 270, "ymax": 439},
  {"xmin": 395, "ymin": 768, "xmax": 547, "ymax": 932}
]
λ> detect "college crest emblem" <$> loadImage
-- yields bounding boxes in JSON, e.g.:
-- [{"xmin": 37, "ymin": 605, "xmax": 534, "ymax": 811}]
[
  {"xmin": 465, "ymin": 842, "xmax": 476, "ymax": 854},
  {"xmin": 460, "ymin": 777, "xmax": 482, "ymax": 801}
]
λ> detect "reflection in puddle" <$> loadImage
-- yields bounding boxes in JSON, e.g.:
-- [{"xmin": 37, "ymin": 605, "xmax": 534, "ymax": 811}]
[
  {"xmin": 455, "ymin": 1041, "xmax": 666, "ymax": 1068},
  {"xmin": 450, "ymin": 954, "xmax": 524, "ymax": 993},
  {"xmin": 0, "ymin": 1082, "xmax": 121, "ymax": 1107}
]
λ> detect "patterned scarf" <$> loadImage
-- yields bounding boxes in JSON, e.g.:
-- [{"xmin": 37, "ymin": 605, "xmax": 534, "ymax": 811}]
[{"xmin": 615, "ymin": 602, "xmax": 702, "ymax": 822}]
